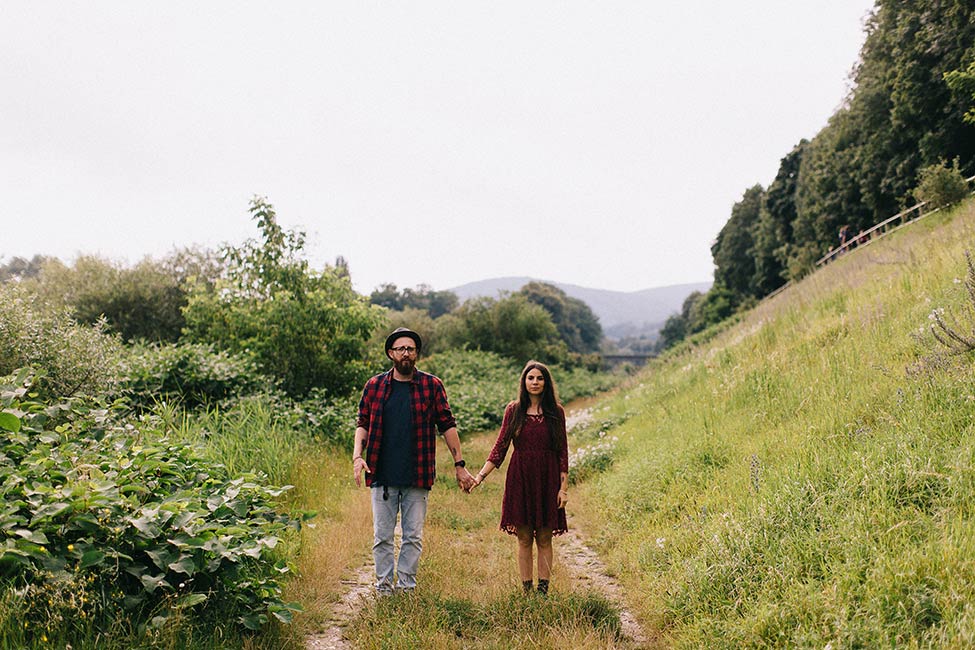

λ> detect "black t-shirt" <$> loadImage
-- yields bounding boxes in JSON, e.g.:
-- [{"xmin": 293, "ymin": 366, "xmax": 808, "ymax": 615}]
[{"xmin": 374, "ymin": 379, "xmax": 416, "ymax": 487}]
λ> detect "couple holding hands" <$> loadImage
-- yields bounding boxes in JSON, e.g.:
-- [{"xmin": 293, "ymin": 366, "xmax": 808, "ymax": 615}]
[{"xmin": 352, "ymin": 328, "xmax": 568, "ymax": 596}]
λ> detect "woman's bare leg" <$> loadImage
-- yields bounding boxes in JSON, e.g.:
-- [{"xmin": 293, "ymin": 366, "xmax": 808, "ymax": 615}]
[
  {"xmin": 516, "ymin": 526, "xmax": 535, "ymax": 582},
  {"xmin": 535, "ymin": 528, "xmax": 553, "ymax": 580}
]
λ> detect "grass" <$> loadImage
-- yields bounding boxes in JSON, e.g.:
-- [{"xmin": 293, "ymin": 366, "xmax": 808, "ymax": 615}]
[
  {"xmin": 568, "ymin": 198, "xmax": 975, "ymax": 647},
  {"xmin": 282, "ymin": 422, "xmax": 631, "ymax": 649}
]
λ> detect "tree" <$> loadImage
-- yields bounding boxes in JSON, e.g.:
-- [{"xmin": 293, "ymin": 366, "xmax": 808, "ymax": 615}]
[
  {"xmin": 518, "ymin": 282, "xmax": 603, "ymax": 354},
  {"xmin": 945, "ymin": 60, "xmax": 975, "ymax": 125},
  {"xmin": 24, "ymin": 255, "xmax": 188, "ymax": 343},
  {"xmin": 712, "ymin": 185, "xmax": 765, "ymax": 300},
  {"xmin": 751, "ymin": 142, "xmax": 806, "ymax": 296},
  {"xmin": 182, "ymin": 197, "xmax": 384, "ymax": 397},
  {"xmin": 0, "ymin": 255, "xmax": 52, "ymax": 282},
  {"xmin": 443, "ymin": 294, "xmax": 564, "ymax": 364},
  {"xmin": 912, "ymin": 159, "xmax": 970, "ymax": 209},
  {"xmin": 369, "ymin": 283, "xmax": 459, "ymax": 318}
]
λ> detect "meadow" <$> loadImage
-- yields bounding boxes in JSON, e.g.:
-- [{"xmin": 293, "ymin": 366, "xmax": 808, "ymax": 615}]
[{"xmin": 284, "ymin": 197, "xmax": 975, "ymax": 649}]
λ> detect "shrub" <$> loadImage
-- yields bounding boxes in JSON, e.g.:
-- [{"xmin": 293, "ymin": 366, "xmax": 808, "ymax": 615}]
[
  {"xmin": 0, "ymin": 283, "xmax": 122, "ymax": 399},
  {"xmin": 0, "ymin": 369, "xmax": 306, "ymax": 645},
  {"xmin": 912, "ymin": 159, "xmax": 970, "ymax": 210},
  {"xmin": 119, "ymin": 342, "xmax": 269, "ymax": 410},
  {"xmin": 23, "ymin": 254, "xmax": 191, "ymax": 343},
  {"xmin": 421, "ymin": 349, "xmax": 517, "ymax": 433}
]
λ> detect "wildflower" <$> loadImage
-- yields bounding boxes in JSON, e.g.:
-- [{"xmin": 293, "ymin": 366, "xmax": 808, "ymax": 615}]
[
  {"xmin": 67, "ymin": 544, "xmax": 74, "ymax": 552},
  {"xmin": 656, "ymin": 537, "xmax": 666, "ymax": 549}
]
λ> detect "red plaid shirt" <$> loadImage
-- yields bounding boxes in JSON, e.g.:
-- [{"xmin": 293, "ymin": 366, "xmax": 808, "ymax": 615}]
[{"xmin": 357, "ymin": 368, "xmax": 456, "ymax": 489}]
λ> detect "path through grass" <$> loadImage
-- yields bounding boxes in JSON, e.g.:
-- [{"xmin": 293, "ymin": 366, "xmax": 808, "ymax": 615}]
[{"xmin": 294, "ymin": 414, "xmax": 649, "ymax": 649}]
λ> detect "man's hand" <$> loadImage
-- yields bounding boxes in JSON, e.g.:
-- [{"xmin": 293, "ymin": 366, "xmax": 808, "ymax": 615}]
[
  {"xmin": 353, "ymin": 457, "xmax": 370, "ymax": 487},
  {"xmin": 456, "ymin": 466, "xmax": 475, "ymax": 492}
]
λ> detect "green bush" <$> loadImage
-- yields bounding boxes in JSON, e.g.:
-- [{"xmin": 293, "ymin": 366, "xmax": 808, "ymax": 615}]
[
  {"xmin": 22, "ymin": 254, "xmax": 194, "ymax": 343},
  {"xmin": 0, "ymin": 283, "xmax": 122, "ymax": 399},
  {"xmin": 912, "ymin": 159, "xmax": 970, "ymax": 209},
  {"xmin": 421, "ymin": 349, "xmax": 517, "ymax": 434},
  {"xmin": 119, "ymin": 342, "xmax": 269, "ymax": 410},
  {"xmin": 422, "ymin": 349, "xmax": 621, "ymax": 435},
  {"xmin": 0, "ymin": 369, "xmax": 306, "ymax": 646}
]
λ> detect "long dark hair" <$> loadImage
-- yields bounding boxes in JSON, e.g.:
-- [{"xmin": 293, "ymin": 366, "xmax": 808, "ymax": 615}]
[{"xmin": 503, "ymin": 360, "xmax": 563, "ymax": 450}]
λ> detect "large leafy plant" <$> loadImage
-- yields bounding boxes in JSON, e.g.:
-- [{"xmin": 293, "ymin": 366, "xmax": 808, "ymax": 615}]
[{"xmin": 0, "ymin": 369, "xmax": 306, "ymax": 644}]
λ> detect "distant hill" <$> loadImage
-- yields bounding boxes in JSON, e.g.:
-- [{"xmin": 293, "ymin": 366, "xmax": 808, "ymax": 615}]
[{"xmin": 449, "ymin": 277, "xmax": 712, "ymax": 340}]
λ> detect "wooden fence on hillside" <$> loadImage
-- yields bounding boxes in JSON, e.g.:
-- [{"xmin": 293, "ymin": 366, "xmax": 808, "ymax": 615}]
[
  {"xmin": 761, "ymin": 175, "xmax": 975, "ymax": 303},
  {"xmin": 815, "ymin": 174, "xmax": 975, "ymax": 267}
]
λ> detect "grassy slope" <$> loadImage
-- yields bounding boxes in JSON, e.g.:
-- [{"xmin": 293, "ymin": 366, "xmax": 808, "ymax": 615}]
[{"xmin": 573, "ymin": 199, "xmax": 975, "ymax": 648}]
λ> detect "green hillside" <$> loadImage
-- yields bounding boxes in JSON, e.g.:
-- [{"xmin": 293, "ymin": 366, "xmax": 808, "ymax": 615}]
[{"xmin": 573, "ymin": 198, "xmax": 975, "ymax": 647}]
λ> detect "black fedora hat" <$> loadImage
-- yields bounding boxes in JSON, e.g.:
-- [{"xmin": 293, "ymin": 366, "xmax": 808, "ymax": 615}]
[{"xmin": 384, "ymin": 327, "xmax": 422, "ymax": 358}]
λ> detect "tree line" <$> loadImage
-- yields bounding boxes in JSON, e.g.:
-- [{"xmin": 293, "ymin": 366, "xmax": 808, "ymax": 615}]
[
  {"xmin": 1, "ymin": 197, "xmax": 606, "ymax": 402},
  {"xmin": 660, "ymin": 0, "xmax": 975, "ymax": 350}
]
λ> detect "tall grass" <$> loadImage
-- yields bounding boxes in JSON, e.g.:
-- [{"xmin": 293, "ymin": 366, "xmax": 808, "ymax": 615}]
[{"xmin": 571, "ymin": 199, "xmax": 975, "ymax": 647}]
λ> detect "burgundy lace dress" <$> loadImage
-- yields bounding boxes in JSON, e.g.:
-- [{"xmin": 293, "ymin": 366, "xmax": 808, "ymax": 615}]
[{"xmin": 487, "ymin": 403, "xmax": 569, "ymax": 535}]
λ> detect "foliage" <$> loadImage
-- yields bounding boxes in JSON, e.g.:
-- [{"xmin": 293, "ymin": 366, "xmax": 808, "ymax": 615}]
[
  {"xmin": 554, "ymin": 365, "xmax": 623, "ymax": 403},
  {"xmin": 119, "ymin": 342, "xmax": 269, "ymax": 411},
  {"xmin": 369, "ymin": 283, "xmax": 458, "ymax": 319},
  {"xmin": 711, "ymin": 185, "xmax": 765, "ymax": 301},
  {"xmin": 0, "ymin": 255, "xmax": 52, "ymax": 283},
  {"xmin": 518, "ymin": 282, "xmax": 603, "ymax": 355},
  {"xmin": 421, "ymin": 350, "xmax": 518, "ymax": 434},
  {"xmin": 0, "ymin": 370, "xmax": 306, "ymax": 646},
  {"xmin": 421, "ymin": 349, "xmax": 622, "ymax": 435},
  {"xmin": 165, "ymin": 389, "xmax": 357, "ymax": 481},
  {"xmin": 568, "ymin": 431, "xmax": 619, "ymax": 485},
  {"xmin": 0, "ymin": 283, "xmax": 122, "ymax": 399},
  {"xmin": 912, "ymin": 158, "xmax": 971, "ymax": 209},
  {"xmin": 441, "ymin": 294, "xmax": 566, "ymax": 364},
  {"xmin": 182, "ymin": 197, "xmax": 384, "ymax": 398},
  {"xmin": 23, "ymin": 254, "xmax": 191, "ymax": 343},
  {"xmin": 945, "ymin": 59, "xmax": 975, "ymax": 125}
]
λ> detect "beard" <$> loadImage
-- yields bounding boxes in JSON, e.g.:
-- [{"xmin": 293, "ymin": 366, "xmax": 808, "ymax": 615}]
[{"xmin": 393, "ymin": 357, "xmax": 416, "ymax": 376}]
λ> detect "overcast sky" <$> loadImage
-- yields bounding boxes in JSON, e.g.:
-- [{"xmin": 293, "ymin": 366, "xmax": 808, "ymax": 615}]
[{"xmin": 2, "ymin": 2, "xmax": 875, "ymax": 294}]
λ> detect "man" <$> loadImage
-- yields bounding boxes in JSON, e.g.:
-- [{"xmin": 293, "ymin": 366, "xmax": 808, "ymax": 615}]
[{"xmin": 352, "ymin": 327, "xmax": 476, "ymax": 594}]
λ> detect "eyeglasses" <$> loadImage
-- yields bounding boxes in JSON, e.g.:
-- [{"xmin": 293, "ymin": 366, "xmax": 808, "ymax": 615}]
[{"xmin": 390, "ymin": 346, "xmax": 417, "ymax": 355}]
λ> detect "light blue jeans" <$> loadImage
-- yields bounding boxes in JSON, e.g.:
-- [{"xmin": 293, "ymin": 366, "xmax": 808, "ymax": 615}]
[{"xmin": 371, "ymin": 486, "xmax": 428, "ymax": 593}]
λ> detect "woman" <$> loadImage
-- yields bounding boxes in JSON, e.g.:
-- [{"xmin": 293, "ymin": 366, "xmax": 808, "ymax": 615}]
[{"xmin": 472, "ymin": 360, "xmax": 569, "ymax": 594}]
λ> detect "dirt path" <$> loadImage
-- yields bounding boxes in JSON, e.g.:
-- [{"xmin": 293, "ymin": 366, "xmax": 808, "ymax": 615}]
[
  {"xmin": 305, "ymin": 406, "xmax": 650, "ymax": 649},
  {"xmin": 305, "ymin": 563, "xmax": 374, "ymax": 650},
  {"xmin": 560, "ymin": 514, "xmax": 650, "ymax": 647}
]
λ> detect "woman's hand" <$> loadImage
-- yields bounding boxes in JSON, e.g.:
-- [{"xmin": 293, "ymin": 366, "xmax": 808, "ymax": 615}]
[{"xmin": 557, "ymin": 489, "xmax": 568, "ymax": 509}]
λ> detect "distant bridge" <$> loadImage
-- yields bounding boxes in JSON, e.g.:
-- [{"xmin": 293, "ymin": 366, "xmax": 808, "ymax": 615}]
[{"xmin": 601, "ymin": 354, "xmax": 652, "ymax": 369}]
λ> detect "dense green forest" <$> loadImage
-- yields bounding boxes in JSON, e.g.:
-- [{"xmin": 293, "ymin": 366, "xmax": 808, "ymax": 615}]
[{"xmin": 659, "ymin": 0, "xmax": 975, "ymax": 350}]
